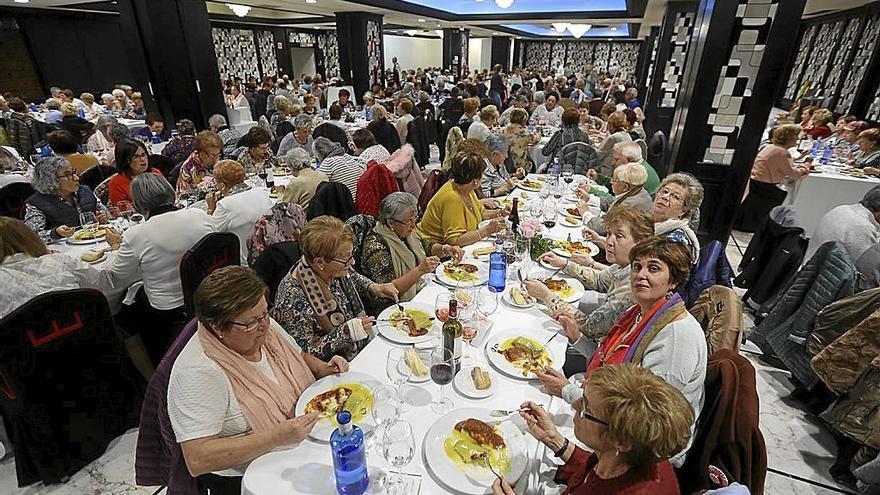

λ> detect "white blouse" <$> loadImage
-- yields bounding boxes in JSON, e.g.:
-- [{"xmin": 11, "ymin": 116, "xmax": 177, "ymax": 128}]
[{"xmin": 0, "ymin": 253, "xmax": 105, "ymax": 319}]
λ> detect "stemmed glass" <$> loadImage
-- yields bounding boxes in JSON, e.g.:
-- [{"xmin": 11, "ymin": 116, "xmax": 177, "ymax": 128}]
[
  {"xmin": 543, "ymin": 204, "xmax": 558, "ymax": 229},
  {"xmin": 383, "ymin": 421, "xmax": 415, "ymax": 495},
  {"xmin": 529, "ymin": 198, "xmax": 544, "ymax": 219},
  {"xmin": 434, "ymin": 292, "xmax": 452, "ymax": 323},
  {"xmin": 539, "ymin": 182, "xmax": 551, "ymax": 200},
  {"xmin": 430, "ymin": 347, "xmax": 455, "ymax": 414},
  {"xmin": 368, "ymin": 385, "xmax": 400, "ymax": 454},
  {"xmin": 561, "ymin": 164, "xmax": 574, "ymax": 192},
  {"xmin": 79, "ymin": 211, "xmax": 97, "ymax": 234},
  {"xmin": 386, "ymin": 349, "xmax": 413, "ymax": 413}
]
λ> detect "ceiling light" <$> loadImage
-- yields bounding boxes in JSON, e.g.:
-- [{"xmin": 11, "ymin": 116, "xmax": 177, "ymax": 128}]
[
  {"xmin": 405, "ymin": 29, "xmax": 417, "ymax": 36},
  {"xmin": 551, "ymin": 23, "xmax": 569, "ymax": 32},
  {"xmin": 609, "ymin": 26, "xmax": 618, "ymax": 31},
  {"xmin": 305, "ymin": 0, "xmax": 317, "ymax": 3},
  {"xmin": 435, "ymin": 30, "xmax": 444, "ymax": 37},
  {"xmin": 13, "ymin": 0, "xmax": 30, "ymax": 3},
  {"xmin": 225, "ymin": 3, "xmax": 251, "ymax": 16},
  {"xmin": 418, "ymin": 18, "xmax": 425, "ymax": 22},
  {"xmin": 495, "ymin": 0, "xmax": 513, "ymax": 8},
  {"xmin": 567, "ymin": 23, "xmax": 591, "ymax": 38}
]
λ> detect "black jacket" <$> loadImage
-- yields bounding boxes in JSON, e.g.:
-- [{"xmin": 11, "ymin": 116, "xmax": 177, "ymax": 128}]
[{"xmin": 733, "ymin": 218, "xmax": 807, "ymax": 308}]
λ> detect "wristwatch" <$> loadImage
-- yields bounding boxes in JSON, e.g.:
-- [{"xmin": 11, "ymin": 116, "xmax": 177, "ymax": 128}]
[{"xmin": 553, "ymin": 437, "xmax": 570, "ymax": 458}]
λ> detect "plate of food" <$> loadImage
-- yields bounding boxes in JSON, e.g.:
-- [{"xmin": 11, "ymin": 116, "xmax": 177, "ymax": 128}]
[
  {"xmin": 294, "ymin": 371, "xmax": 381, "ymax": 441},
  {"xmin": 550, "ymin": 239, "xmax": 600, "ymax": 258},
  {"xmin": 67, "ymin": 227, "xmax": 108, "ymax": 244},
  {"xmin": 376, "ymin": 302, "xmax": 438, "ymax": 344},
  {"xmin": 454, "ymin": 366, "xmax": 497, "ymax": 399},
  {"xmin": 470, "ymin": 242, "xmax": 496, "ymax": 259},
  {"xmin": 271, "ymin": 167, "xmax": 290, "ymax": 176},
  {"xmin": 502, "ymin": 286, "xmax": 535, "ymax": 309},
  {"xmin": 404, "ymin": 348, "xmax": 432, "ymax": 383},
  {"xmin": 540, "ymin": 277, "xmax": 585, "ymax": 304},
  {"xmin": 486, "ymin": 331, "xmax": 559, "ymax": 379},
  {"xmin": 558, "ymin": 205, "xmax": 583, "ymax": 219},
  {"xmin": 517, "ymin": 179, "xmax": 543, "ymax": 192},
  {"xmin": 80, "ymin": 250, "xmax": 108, "ymax": 264},
  {"xmin": 499, "ymin": 197, "xmax": 527, "ymax": 211},
  {"xmin": 560, "ymin": 215, "xmax": 582, "ymax": 228},
  {"xmin": 435, "ymin": 261, "xmax": 489, "ymax": 287},
  {"xmin": 424, "ymin": 408, "xmax": 528, "ymax": 493}
]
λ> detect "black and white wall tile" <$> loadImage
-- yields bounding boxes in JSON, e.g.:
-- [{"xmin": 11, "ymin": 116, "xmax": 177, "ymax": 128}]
[
  {"xmin": 318, "ymin": 33, "xmax": 340, "ymax": 78},
  {"xmin": 524, "ymin": 42, "xmax": 552, "ymax": 69},
  {"xmin": 551, "ymin": 41, "xmax": 566, "ymax": 71},
  {"xmin": 660, "ymin": 12, "xmax": 696, "ymax": 108},
  {"xmin": 782, "ymin": 24, "xmax": 817, "ymax": 101},
  {"xmin": 644, "ymin": 31, "xmax": 660, "ymax": 103},
  {"xmin": 798, "ymin": 20, "xmax": 844, "ymax": 97},
  {"xmin": 366, "ymin": 19, "xmax": 383, "ymax": 87},
  {"xmin": 823, "ymin": 18, "xmax": 860, "ymax": 109},
  {"xmin": 520, "ymin": 40, "xmax": 640, "ymax": 76},
  {"xmin": 460, "ymin": 30, "xmax": 470, "ymax": 73},
  {"xmin": 565, "ymin": 43, "xmax": 593, "ymax": 72},
  {"xmin": 837, "ymin": 15, "xmax": 880, "ymax": 114},
  {"xmin": 212, "ymin": 27, "xmax": 260, "ymax": 80},
  {"xmin": 592, "ymin": 42, "xmax": 611, "ymax": 74},
  {"xmin": 256, "ymin": 30, "xmax": 278, "ymax": 78}
]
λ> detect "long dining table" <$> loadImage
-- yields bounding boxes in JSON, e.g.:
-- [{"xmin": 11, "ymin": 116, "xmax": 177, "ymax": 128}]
[{"xmin": 241, "ymin": 174, "xmax": 604, "ymax": 495}]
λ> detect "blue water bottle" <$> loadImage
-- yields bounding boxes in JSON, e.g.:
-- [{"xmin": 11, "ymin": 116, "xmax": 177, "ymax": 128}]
[
  {"xmin": 820, "ymin": 143, "xmax": 832, "ymax": 165},
  {"xmin": 550, "ymin": 158, "xmax": 561, "ymax": 183},
  {"xmin": 330, "ymin": 411, "xmax": 369, "ymax": 495},
  {"xmin": 151, "ymin": 134, "xmax": 161, "ymax": 144},
  {"xmin": 810, "ymin": 140, "xmax": 821, "ymax": 159},
  {"xmin": 364, "ymin": 106, "xmax": 371, "ymax": 122},
  {"xmin": 78, "ymin": 108, "xmax": 85, "ymax": 118},
  {"xmin": 489, "ymin": 239, "xmax": 506, "ymax": 292}
]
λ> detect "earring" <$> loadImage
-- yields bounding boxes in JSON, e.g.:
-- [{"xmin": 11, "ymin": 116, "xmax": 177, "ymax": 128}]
[
  {"xmin": 666, "ymin": 290, "xmax": 673, "ymax": 299},
  {"xmin": 615, "ymin": 448, "xmax": 620, "ymax": 457}
]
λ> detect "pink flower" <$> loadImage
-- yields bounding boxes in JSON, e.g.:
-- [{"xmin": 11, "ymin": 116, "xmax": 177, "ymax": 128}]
[{"xmin": 519, "ymin": 218, "xmax": 542, "ymax": 239}]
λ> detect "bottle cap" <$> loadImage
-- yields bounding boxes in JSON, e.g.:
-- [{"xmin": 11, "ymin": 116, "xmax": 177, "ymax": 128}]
[{"xmin": 337, "ymin": 410, "xmax": 352, "ymax": 425}]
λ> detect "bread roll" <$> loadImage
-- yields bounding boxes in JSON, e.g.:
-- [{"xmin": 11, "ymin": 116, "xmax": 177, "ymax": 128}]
[{"xmin": 471, "ymin": 366, "xmax": 491, "ymax": 390}]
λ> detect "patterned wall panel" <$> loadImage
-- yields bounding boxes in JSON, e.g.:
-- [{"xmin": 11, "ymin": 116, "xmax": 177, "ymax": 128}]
[
  {"xmin": 212, "ymin": 27, "xmax": 260, "ymax": 81},
  {"xmin": 823, "ymin": 17, "xmax": 860, "ymax": 107},
  {"xmin": 702, "ymin": 0, "xmax": 778, "ymax": 165},
  {"xmin": 867, "ymin": 80, "xmax": 880, "ymax": 121},
  {"xmin": 592, "ymin": 42, "xmax": 611, "ymax": 73},
  {"xmin": 614, "ymin": 42, "xmax": 641, "ymax": 78},
  {"xmin": 318, "ymin": 32, "xmax": 340, "ymax": 78},
  {"xmin": 782, "ymin": 24, "xmax": 817, "ymax": 100},
  {"xmin": 460, "ymin": 30, "xmax": 470, "ymax": 74},
  {"xmin": 565, "ymin": 42, "xmax": 593, "ymax": 71},
  {"xmin": 524, "ymin": 42, "xmax": 552, "ymax": 69},
  {"xmin": 289, "ymin": 31, "xmax": 316, "ymax": 45},
  {"xmin": 837, "ymin": 15, "xmax": 880, "ymax": 114},
  {"xmin": 799, "ymin": 20, "xmax": 844, "ymax": 96},
  {"xmin": 660, "ymin": 12, "xmax": 696, "ymax": 108},
  {"xmin": 256, "ymin": 30, "xmax": 278, "ymax": 77},
  {"xmin": 366, "ymin": 19, "xmax": 383, "ymax": 87},
  {"xmin": 645, "ymin": 32, "xmax": 660, "ymax": 103},
  {"xmin": 551, "ymin": 42, "xmax": 566, "ymax": 71}
]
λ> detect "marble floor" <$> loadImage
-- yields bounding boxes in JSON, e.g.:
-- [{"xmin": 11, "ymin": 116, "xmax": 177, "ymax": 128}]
[{"xmin": 0, "ymin": 200, "xmax": 858, "ymax": 495}]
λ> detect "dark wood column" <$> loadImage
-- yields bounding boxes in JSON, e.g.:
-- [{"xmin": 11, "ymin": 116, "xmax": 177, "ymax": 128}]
[
  {"xmin": 490, "ymin": 36, "xmax": 512, "ymax": 71},
  {"xmin": 442, "ymin": 28, "xmax": 469, "ymax": 79},
  {"xmin": 666, "ymin": 0, "xmax": 807, "ymax": 242},
  {"xmin": 336, "ymin": 12, "xmax": 384, "ymax": 97}
]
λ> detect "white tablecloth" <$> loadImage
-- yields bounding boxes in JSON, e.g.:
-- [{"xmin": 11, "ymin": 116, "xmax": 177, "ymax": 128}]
[
  {"xmin": 785, "ymin": 167, "xmax": 880, "ymax": 237},
  {"xmin": 242, "ymin": 176, "xmax": 597, "ymax": 495}
]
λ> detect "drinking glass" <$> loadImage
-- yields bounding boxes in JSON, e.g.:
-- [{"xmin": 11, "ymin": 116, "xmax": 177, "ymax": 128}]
[
  {"xmin": 561, "ymin": 163, "xmax": 574, "ymax": 187},
  {"xmin": 539, "ymin": 182, "xmax": 551, "ymax": 200},
  {"xmin": 529, "ymin": 198, "xmax": 544, "ymax": 218},
  {"xmin": 79, "ymin": 211, "xmax": 97, "ymax": 234},
  {"xmin": 385, "ymin": 349, "xmax": 413, "ymax": 413},
  {"xmin": 368, "ymin": 385, "xmax": 400, "ymax": 453},
  {"xmin": 542, "ymin": 205, "xmax": 557, "ymax": 230},
  {"xmin": 460, "ymin": 315, "xmax": 478, "ymax": 367},
  {"xmin": 477, "ymin": 285, "xmax": 500, "ymax": 317},
  {"xmin": 430, "ymin": 347, "xmax": 454, "ymax": 414},
  {"xmin": 383, "ymin": 421, "xmax": 415, "ymax": 495},
  {"xmin": 434, "ymin": 292, "xmax": 452, "ymax": 322}
]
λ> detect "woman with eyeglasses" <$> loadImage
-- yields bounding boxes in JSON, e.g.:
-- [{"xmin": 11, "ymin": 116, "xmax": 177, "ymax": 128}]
[
  {"xmin": 359, "ymin": 192, "xmax": 463, "ymax": 315},
  {"xmin": 108, "ymin": 138, "xmax": 165, "ymax": 206},
  {"xmin": 234, "ymin": 126, "xmax": 277, "ymax": 175},
  {"xmin": 167, "ymin": 266, "xmax": 350, "ymax": 494},
  {"xmin": 546, "ymin": 237, "xmax": 706, "ymax": 469},
  {"xmin": 492, "ymin": 364, "xmax": 693, "ymax": 494},
  {"xmin": 24, "ymin": 156, "xmax": 109, "ymax": 243},
  {"xmin": 272, "ymin": 216, "xmax": 399, "ymax": 361}
]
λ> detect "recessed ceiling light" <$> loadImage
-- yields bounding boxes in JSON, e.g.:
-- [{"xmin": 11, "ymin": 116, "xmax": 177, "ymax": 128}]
[
  {"xmin": 609, "ymin": 26, "xmax": 618, "ymax": 31},
  {"xmin": 13, "ymin": 0, "xmax": 30, "ymax": 3},
  {"xmin": 418, "ymin": 18, "xmax": 425, "ymax": 22},
  {"xmin": 305, "ymin": 0, "xmax": 317, "ymax": 3}
]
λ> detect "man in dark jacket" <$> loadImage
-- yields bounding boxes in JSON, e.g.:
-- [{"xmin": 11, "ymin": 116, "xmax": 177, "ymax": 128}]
[{"xmin": 253, "ymin": 79, "xmax": 273, "ymax": 119}]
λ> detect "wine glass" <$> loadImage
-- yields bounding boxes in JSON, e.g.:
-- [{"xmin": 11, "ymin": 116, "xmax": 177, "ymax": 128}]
[
  {"xmin": 383, "ymin": 421, "xmax": 415, "ymax": 495},
  {"xmin": 430, "ymin": 347, "xmax": 454, "ymax": 414},
  {"xmin": 79, "ymin": 211, "xmax": 97, "ymax": 234},
  {"xmin": 477, "ymin": 285, "xmax": 499, "ymax": 317},
  {"xmin": 460, "ymin": 315, "xmax": 478, "ymax": 367},
  {"xmin": 368, "ymin": 385, "xmax": 400, "ymax": 453},
  {"xmin": 543, "ymin": 205, "xmax": 557, "ymax": 229},
  {"xmin": 529, "ymin": 198, "xmax": 544, "ymax": 218},
  {"xmin": 539, "ymin": 182, "xmax": 551, "ymax": 200},
  {"xmin": 561, "ymin": 163, "xmax": 574, "ymax": 189},
  {"xmin": 386, "ymin": 349, "xmax": 413, "ymax": 413},
  {"xmin": 434, "ymin": 292, "xmax": 452, "ymax": 323}
]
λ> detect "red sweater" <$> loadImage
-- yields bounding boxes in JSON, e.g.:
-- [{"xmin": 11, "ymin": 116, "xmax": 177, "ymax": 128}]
[
  {"xmin": 109, "ymin": 168, "xmax": 164, "ymax": 205},
  {"xmin": 806, "ymin": 124, "xmax": 832, "ymax": 139},
  {"xmin": 555, "ymin": 448, "xmax": 680, "ymax": 495}
]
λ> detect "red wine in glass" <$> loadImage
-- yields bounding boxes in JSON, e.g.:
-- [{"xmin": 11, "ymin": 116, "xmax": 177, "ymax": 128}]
[
  {"xmin": 430, "ymin": 362, "xmax": 454, "ymax": 385},
  {"xmin": 543, "ymin": 219, "xmax": 557, "ymax": 228}
]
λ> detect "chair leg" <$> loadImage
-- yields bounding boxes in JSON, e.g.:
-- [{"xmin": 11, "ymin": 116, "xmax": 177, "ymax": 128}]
[{"xmin": 123, "ymin": 334, "xmax": 156, "ymax": 381}]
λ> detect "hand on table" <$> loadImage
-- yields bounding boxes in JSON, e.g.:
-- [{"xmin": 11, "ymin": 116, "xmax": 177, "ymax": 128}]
[
  {"xmin": 55, "ymin": 225, "xmax": 75, "ymax": 238},
  {"xmin": 417, "ymin": 255, "xmax": 441, "ymax": 275},
  {"xmin": 492, "ymin": 479, "xmax": 517, "ymax": 495},
  {"xmin": 552, "ymin": 311, "xmax": 581, "ymax": 344},
  {"xmin": 523, "ymin": 278, "xmax": 552, "ymax": 302},
  {"xmin": 865, "ymin": 167, "xmax": 880, "ymax": 176},
  {"xmin": 538, "ymin": 252, "xmax": 567, "ymax": 269}
]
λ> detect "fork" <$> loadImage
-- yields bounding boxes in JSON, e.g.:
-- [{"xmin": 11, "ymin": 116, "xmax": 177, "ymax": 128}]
[
  {"xmin": 474, "ymin": 452, "xmax": 502, "ymax": 481},
  {"xmin": 489, "ymin": 405, "xmax": 543, "ymax": 417}
]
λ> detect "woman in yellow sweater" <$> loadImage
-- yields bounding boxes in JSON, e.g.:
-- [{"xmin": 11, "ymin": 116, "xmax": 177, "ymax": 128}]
[{"xmin": 417, "ymin": 151, "xmax": 507, "ymax": 246}]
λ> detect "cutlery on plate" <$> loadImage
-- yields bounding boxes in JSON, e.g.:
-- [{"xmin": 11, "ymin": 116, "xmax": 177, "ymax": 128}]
[
  {"xmin": 473, "ymin": 452, "xmax": 502, "ymax": 480},
  {"xmin": 489, "ymin": 405, "xmax": 543, "ymax": 417}
]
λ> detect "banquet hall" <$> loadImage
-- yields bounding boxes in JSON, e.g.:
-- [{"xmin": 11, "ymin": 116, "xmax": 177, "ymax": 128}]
[{"xmin": 2, "ymin": 0, "xmax": 880, "ymax": 493}]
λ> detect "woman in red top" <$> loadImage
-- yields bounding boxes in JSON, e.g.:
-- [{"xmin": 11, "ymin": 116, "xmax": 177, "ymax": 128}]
[
  {"xmin": 492, "ymin": 364, "xmax": 693, "ymax": 495},
  {"xmin": 805, "ymin": 108, "xmax": 833, "ymax": 139},
  {"xmin": 108, "ymin": 138, "xmax": 164, "ymax": 206}
]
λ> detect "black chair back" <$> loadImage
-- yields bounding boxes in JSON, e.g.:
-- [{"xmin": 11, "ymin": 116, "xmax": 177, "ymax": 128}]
[
  {"xmin": 179, "ymin": 232, "xmax": 240, "ymax": 316},
  {"xmin": 0, "ymin": 288, "xmax": 143, "ymax": 486},
  {"xmin": 148, "ymin": 154, "xmax": 176, "ymax": 177},
  {"xmin": 345, "ymin": 214, "xmax": 377, "ymax": 273},
  {"xmin": 307, "ymin": 181, "xmax": 357, "ymax": 221},
  {"xmin": 79, "ymin": 164, "xmax": 115, "ymax": 191},
  {"xmin": 648, "ymin": 131, "xmax": 667, "ymax": 170},
  {"xmin": 313, "ymin": 122, "xmax": 349, "ymax": 152},
  {"xmin": 166, "ymin": 161, "xmax": 185, "ymax": 191},
  {"xmin": 252, "ymin": 241, "xmax": 301, "ymax": 304},
  {"xmin": 0, "ymin": 182, "xmax": 35, "ymax": 219}
]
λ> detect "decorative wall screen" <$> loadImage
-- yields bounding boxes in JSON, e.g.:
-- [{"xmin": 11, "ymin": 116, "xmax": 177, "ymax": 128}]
[
  {"xmin": 367, "ymin": 19, "xmax": 383, "ymax": 87},
  {"xmin": 702, "ymin": 0, "xmax": 779, "ymax": 165},
  {"xmin": 256, "ymin": 31, "xmax": 278, "ymax": 77},
  {"xmin": 644, "ymin": 31, "xmax": 660, "ymax": 104},
  {"xmin": 798, "ymin": 20, "xmax": 844, "ymax": 97},
  {"xmin": 782, "ymin": 24, "xmax": 817, "ymax": 100},
  {"xmin": 318, "ymin": 32, "xmax": 340, "ymax": 78},
  {"xmin": 867, "ymin": 80, "xmax": 880, "ymax": 121},
  {"xmin": 289, "ymin": 31, "xmax": 316, "ymax": 45},
  {"xmin": 212, "ymin": 28, "xmax": 260, "ymax": 81},
  {"xmin": 660, "ymin": 12, "xmax": 696, "ymax": 108},
  {"xmin": 823, "ymin": 18, "xmax": 860, "ymax": 108},
  {"xmin": 565, "ymin": 43, "xmax": 593, "ymax": 71},
  {"xmin": 520, "ymin": 40, "xmax": 640, "ymax": 76},
  {"xmin": 550, "ymin": 42, "xmax": 566, "ymax": 71},
  {"xmin": 523, "ymin": 42, "xmax": 551, "ymax": 69},
  {"xmin": 592, "ymin": 42, "xmax": 610, "ymax": 73},
  {"xmin": 837, "ymin": 15, "xmax": 880, "ymax": 114},
  {"xmin": 460, "ymin": 30, "xmax": 470, "ymax": 74}
]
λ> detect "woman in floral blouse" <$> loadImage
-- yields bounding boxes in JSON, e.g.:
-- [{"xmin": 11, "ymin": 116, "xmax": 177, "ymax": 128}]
[
  {"xmin": 271, "ymin": 216, "xmax": 399, "ymax": 361},
  {"xmin": 502, "ymin": 108, "xmax": 540, "ymax": 173}
]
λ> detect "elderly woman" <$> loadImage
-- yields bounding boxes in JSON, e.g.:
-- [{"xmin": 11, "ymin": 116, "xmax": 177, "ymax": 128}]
[
  {"xmin": 481, "ymin": 133, "xmax": 523, "ymax": 198},
  {"xmin": 177, "ymin": 130, "xmax": 224, "ymax": 195},
  {"xmin": 0, "ymin": 217, "xmax": 105, "ymax": 318},
  {"xmin": 315, "ymin": 137, "xmax": 366, "ymax": 202},
  {"xmin": 492, "ymin": 365, "xmax": 693, "ymax": 494},
  {"xmin": 529, "ymin": 93, "xmax": 564, "ymax": 126},
  {"xmin": 366, "ymin": 104, "xmax": 401, "ymax": 154},
  {"xmin": 595, "ymin": 111, "xmax": 633, "ymax": 177},
  {"xmin": 24, "ymin": 156, "xmax": 109, "ymax": 242},
  {"xmin": 272, "ymin": 216, "xmax": 398, "ymax": 361},
  {"xmin": 394, "ymin": 98, "xmax": 415, "ymax": 143},
  {"xmin": 269, "ymin": 96, "xmax": 298, "ymax": 136},
  {"xmin": 467, "ymin": 105, "xmax": 499, "ymax": 141},
  {"xmin": 280, "ymin": 148, "xmax": 327, "ymax": 211},
  {"xmin": 102, "ymin": 173, "xmax": 214, "ymax": 363},
  {"xmin": 101, "ymin": 93, "xmax": 120, "ymax": 113},
  {"xmin": 332, "ymin": 88, "xmax": 356, "ymax": 112},
  {"xmin": 582, "ymin": 162, "xmax": 652, "ymax": 235},
  {"xmin": 161, "ymin": 119, "xmax": 198, "ymax": 164},
  {"xmin": 207, "ymin": 160, "xmax": 274, "ymax": 265},
  {"xmin": 108, "ymin": 138, "xmax": 165, "ymax": 206},
  {"xmin": 542, "ymin": 108, "xmax": 591, "ymax": 162},
  {"xmin": 207, "ymin": 114, "xmax": 242, "ymax": 158},
  {"xmin": 733, "ymin": 123, "xmax": 810, "ymax": 232},
  {"xmin": 503, "ymin": 107, "xmax": 540, "ymax": 174},
  {"xmin": 805, "ymin": 108, "xmax": 833, "ymax": 139},
  {"xmin": 416, "ymin": 151, "xmax": 508, "ymax": 247},
  {"xmin": 525, "ymin": 207, "xmax": 654, "ymax": 354},
  {"xmin": 235, "ymin": 126, "xmax": 277, "ymax": 175},
  {"xmin": 80, "ymin": 92, "xmax": 101, "ymax": 117},
  {"xmin": 58, "ymin": 102, "xmax": 94, "ymax": 143},
  {"xmin": 302, "ymin": 94, "xmax": 318, "ymax": 116},
  {"xmin": 86, "ymin": 115, "xmax": 118, "ymax": 160},
  {"xmin": 168, "ymin": 266, "xmax": 349, "ymax": 492},
  {"xmin": 855, "ymin": 128, "xmax": 880, "ymax": 174},
  {"xmin": 360, "ymin": 193, "xmax": 464, "ymax": 314},
  {"xmin": 278, "ymin": 114, "xmax": 314, "ymax": 157}
]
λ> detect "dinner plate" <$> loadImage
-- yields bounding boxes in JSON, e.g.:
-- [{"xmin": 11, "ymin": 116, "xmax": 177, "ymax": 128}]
[
  {"xmin": 485, "ymin": 330, "xmax": 561, "ymax": 380},
  {"xmin": 80, "ymin": 251, "xmax": 109, "ymax": 264},
  {"xmin": 66, "ymin": 230, "xmax": 106, "ymax": 245},
  {"xmin": 557, "ymin": 205, "xmax": 583, "ymax": 219},
  {"xmin": 559, "ymin": 215, "xmax": 583, "ymax": 228},
  {"xmin": 453, "ymin": 366, "xmax": 497, "ymax": 399},
  {"xmin": 423, "ymin": 408, "xmax": 528, "ymax": 493},
  {"xmin": 516, "ymin": 180, "xmax": 543, "ymax": 192},
  {"xmin": 561, "ymin": 193, "xmax": 580, "ymax": 203},
  {"xmin": 501, "ymin": 287, "xmax": 536, "ymax": 309},
  {"xmin": 542, "ymin": 276, "xmax": 585, "ymax": 304},
  {"xmin": 435, "ymin": 261, "xmax": 489, "ymax": 287},
  {"xmin": 376, "ymin": 302, "xmax": 438, "ymax": 344},
  {"xmin": 294, "ymin": 371, "xmax": 381, "ymax": 442},
  {"xmin": 550, "ymin": 240, "xmax": 600, "ymax": 258}
]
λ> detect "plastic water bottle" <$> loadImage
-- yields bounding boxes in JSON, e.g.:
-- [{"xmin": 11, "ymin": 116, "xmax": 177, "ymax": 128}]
[
  {"xmin": 151, "ymin": 134, "xmax": 161, "ymax": 144},
  {"xmin": 29, "ymin": 103, "xmax": 37, "ymax": 113},
  {"xmin": 364, "ymin": 106, "xmax": 371, "ymax": 122},
  {"xmin": 265, "ymin": 167, "xmax": 274, "ymax": 189},
  {"xmin": 78, "ymin": 108, "xmax": 85, "ymax": 118},
  {"xmin": 549, "ymin": 158, "xmax": 561, "ymax": 183},
  {"xmin": 330, "ymin": 411, "xmax": 369, "ymax": 495},
  {"xmin": 489, "ymin": 239, "xmax": 506, "ymax": 292},
  {"xmin": 820, "ymin": 143, "xmax": 832, "ymax": 165},
  {"xmin": 810, "ymin": 140, "xmax": 821, "ymax": 159}
]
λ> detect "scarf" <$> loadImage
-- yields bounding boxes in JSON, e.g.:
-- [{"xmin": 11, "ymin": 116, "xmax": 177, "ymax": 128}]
[
  {"xmin": 197, "ymin": 322, "xmax": 316, "ymax": 433},
  {"xmin": 290, "ymin": 258, "xmax": 349, "ymax": 333},
  {"xmin": 586, "ymin": 293, "xmax": 686, "ymax": 375},
  {"xmin": 654, "ymin": 218, "xmax": 701, "ymax": 262},
  {"xmin": 611, "ymin": 186, "xmax": 644, "ymax": 209},
  {"xmin": 373, "ymin": 222, "xmax": 426, "ymax": 301}
]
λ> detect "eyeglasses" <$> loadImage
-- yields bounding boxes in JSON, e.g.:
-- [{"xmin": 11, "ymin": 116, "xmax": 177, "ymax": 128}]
[
  {"xmin": 579, "ymin": 406, "xmax": 609, "ymax": 426},
  {"xmin": 230, "ymin": 309, "xmax": 272, "ymax": 333},
  {"xmin": 390, "ymin": 217, "xmax": 416, "ymax": 228},
  {"xmin": 656, "ymin": 187, "xmax": 684, "ymax": 204},
  {"xmin": 330, "ymin": 252, "xmax": 356, "ymax": 265},
  {"xmin": 132, "ymin": 151, "xmax": 148, "ymax": 160},
  {"xmin": 57, "ymin": 170, "xmax": 78, "ymax": 179}
]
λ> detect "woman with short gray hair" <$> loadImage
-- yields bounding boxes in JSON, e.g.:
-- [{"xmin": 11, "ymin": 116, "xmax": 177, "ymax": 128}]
[
  {"xmin": 101, "ymin": 172, "xmax": 214, "ymax": 364},
  {"xmin": 24, "ymin": 156, "xmax": 109, "ymax": 243},
  {"xmin": 280, "ymin": 148, "xmax": 327, "ymax": 210},
  {"xmin": 481, "ymin": 133, "xmax": 519, "ymax": 198},
  {"xmin": 651, "ymin": 172, "xmax": 704, "ymax": 262},
  {"xmin": 358, "ymin": 192, "xmax": 463, "ymax": 314},
  {"xmin": 277, "ymin": 114, "xmax": 314, "ymax": 157}
]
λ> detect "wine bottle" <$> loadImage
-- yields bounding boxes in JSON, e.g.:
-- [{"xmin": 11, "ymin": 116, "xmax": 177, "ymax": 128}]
[
  {"xmin": 442, "ymin": 299, "xmax": 462, "ymax": 373},
  {"xmin": 508, "ymin": 198, "xmax": 520, "ymax": 231}
]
